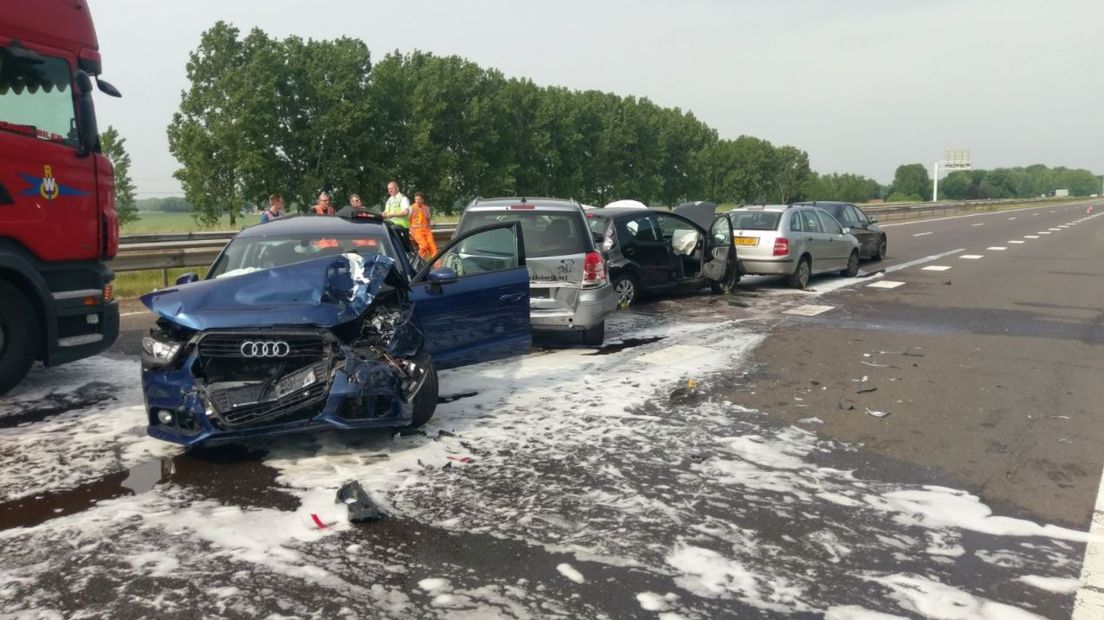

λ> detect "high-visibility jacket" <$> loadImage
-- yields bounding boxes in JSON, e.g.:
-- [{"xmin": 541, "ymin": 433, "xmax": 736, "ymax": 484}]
[{"xmin": 409, "ymin": 202, "xmax": 437, "ymax": 259}]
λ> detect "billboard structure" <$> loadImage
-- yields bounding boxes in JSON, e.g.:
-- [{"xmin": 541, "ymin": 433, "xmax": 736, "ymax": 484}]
[{"xmin": 933, "ymin": 149, "xmax": 971, "ymax": 202}]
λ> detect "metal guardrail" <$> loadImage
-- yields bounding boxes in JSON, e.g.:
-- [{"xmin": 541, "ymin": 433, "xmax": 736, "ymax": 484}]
[{"xmin": 112, "ymin": 197, "xmax": 1088, "ymax": 277}]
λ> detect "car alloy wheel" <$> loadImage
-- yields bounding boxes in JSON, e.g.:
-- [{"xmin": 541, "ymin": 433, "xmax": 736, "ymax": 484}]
[
  {"xmin": 842, "ymin": 250, "xmax": 860, "ymax": 277},
  {"xmin": 789, "ymin": 257, "xmax": 811, "ymax": 289},
  {"xmin": 875, "ymin": 238, "xmax": 887, "ymax": 261},
  {"xmin": 613, "ymin": 274, "xmax": 638, "ymax": 308}
]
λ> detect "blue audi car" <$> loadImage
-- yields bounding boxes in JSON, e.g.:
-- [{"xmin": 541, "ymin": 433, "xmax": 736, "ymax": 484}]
[{"xmin": 139, "ymin": 209, "xmax": 531, "ymax": 447}]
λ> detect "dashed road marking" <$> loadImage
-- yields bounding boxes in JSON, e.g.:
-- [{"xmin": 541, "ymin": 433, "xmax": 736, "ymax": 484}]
[
  {"xmin": 866, "ymin": 280, "xmax": 906, "ymax": 289},
  {"xmin": 922, "ymin": 265, "xmax": 952, "ymax": 272},
  {"xmin": 1039, "ymin": 232, "xmax": 1052, "ymax": 235},
  {"xmin": 881, "ymin": 248, "xmax": 965, "ymax": 275},
  {"xmin": 1008, "ymin": 217, "xmax": 1018, "ymax": 220},
  {"xmin": 986, "ymin": 247, "xmax": 1007, "ymax": 251},
  {"xmin": 783, "ymin": 304, "xmax": 836, "ymax": 317},
  {"xmin": 1024, "ymin": 235, "xmax": 1040, "ymax": 239},
  {"xmin": 1009, "ymin": 240, "xmax": 1026, "ymax": 244},
  {"xmin": 1049, "ymin": 228, "xmax": 1061, "ymax": 231},
  {"xmin": 913, "ymin": 231, "xmax": 933, "ymax": 237},
  {"xmin": 971, "ymin": 223, "xmax": 985, "ymax": 227},
  {"xmin": 960, "ymin": 255, "xmax": 984, "ymax": 260},
  {"xmin": 1033, "ymin": 213, "xmax": 1040, "ymax": 216}
]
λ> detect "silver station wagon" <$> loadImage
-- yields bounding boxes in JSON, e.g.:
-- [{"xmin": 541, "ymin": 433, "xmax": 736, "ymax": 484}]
[{"xmin": 723, "ymin": 205, "xmax": 861, "ymax": 289}]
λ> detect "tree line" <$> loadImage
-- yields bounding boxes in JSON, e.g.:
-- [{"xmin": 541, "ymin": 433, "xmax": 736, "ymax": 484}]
[
  {"xmin": 167, "ymin": 23, "xmax": 883, "ymax": 223},
  {"xmin": 885, "ymin": 163, "xmax": 1101, "ymax": 202}
]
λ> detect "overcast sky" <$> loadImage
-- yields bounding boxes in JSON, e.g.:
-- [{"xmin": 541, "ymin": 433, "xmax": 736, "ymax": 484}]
[{"xmin": 90, "ymin": 0, "xmax": 1104, "ymax": 197}]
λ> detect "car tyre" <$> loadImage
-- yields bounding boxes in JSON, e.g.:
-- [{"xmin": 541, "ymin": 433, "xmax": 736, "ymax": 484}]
[
  {"xmin": 709, "ymin": 264, "xmax": 740, "ymax": 295},
  {"xmin": 582, "ymin": 320, "xmax": 605, "ymax": 346},
  {"xmin": 0, "ymin": 282, "xmax": 38, "ymax": 396},
  {"xmin": 408, "ymin": 361, "xmax": 439, "ymax": 428},
  {"xmin": 841, "ymin": 250, "xmax": 860, "ymax": 277},
  {"xmin": 788, "ymin": 256, "xmax": 811, "ymax": 289},
  {"xmin": 612, "ymin": 273, "xmax": 640, "ymax": 308},
  {"xmin": 872, "ymin": 238, "xmax": 887, "ymax": 261}
]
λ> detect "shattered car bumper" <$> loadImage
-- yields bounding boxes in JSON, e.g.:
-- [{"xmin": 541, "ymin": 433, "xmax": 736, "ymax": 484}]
[{"xmin": 142, "ymin": 329, "xmax": 428, "ymax": 447}]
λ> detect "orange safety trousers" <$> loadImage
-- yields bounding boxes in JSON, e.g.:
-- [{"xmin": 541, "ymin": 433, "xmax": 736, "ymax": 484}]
[{"xmin": 409, "ymin": 205, "xmax": 438, "ymax": 260}]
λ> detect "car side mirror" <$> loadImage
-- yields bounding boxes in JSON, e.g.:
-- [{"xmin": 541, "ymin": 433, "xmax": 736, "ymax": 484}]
[
  {"xmin": 842, "ymin": 227, "xmax": 851, "ymax": 235},
  {"xmin": 175, "ymin": 272, "xmax": 199, "ymax": 285},
  {"xmin": 427, "ymin": 267, "xmax": 458, "ymax": 285},
  {"xmin": 868, "ymin": 217, "xmax": 878, "ymax": 224}
]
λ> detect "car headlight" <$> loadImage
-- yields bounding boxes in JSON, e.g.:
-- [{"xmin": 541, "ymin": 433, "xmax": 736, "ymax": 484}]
[{"xmin": 141, "ymin": 331, "xmax": 184, "ymax": 368}]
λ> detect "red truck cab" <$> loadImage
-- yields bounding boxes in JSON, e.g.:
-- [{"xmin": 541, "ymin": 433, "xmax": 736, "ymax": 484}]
[{"xmin": 0, "ymin": 0, "xmax": 121, "ymax": 394}]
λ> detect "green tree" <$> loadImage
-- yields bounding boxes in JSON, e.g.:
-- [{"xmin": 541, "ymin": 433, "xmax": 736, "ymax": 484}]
[
  {"xmin": 770, "ymin": 145, "xmax": 811, "ymax": 203},
  {"xmin": 890, "ymin": 163, "xmax": 931, "ymax": 201},
  {"xmin": 99, "ymin": 125, "xmax": 138, "ymax": 225}
]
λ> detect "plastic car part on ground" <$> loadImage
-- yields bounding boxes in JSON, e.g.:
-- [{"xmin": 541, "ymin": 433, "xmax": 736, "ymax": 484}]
[{"xmin": 336, "ymin": 480, "xmax": 385, "ymax": 523}]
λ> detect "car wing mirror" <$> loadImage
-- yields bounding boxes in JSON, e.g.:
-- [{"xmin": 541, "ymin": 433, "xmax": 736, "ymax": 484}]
[
  {"xmin": 868, "ymin": 216, "xmax": 878, "ymax": 224},
  {"xmin": 427, "ymin": 266, "xmax": 459, "ymax": 285},
  {"xmin": 174, "ymin": 272, "xmax": 199, "ymax": 285}
]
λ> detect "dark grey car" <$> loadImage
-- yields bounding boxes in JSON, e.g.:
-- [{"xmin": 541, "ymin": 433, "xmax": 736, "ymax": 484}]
[{"xmin": 794, "ymin": 201, "xmax": 887, "ymax": 261}]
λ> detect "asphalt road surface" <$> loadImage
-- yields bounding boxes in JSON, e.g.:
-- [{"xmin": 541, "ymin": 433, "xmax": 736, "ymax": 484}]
[{"xmin": 1, "ymin": 200, "xmax": 1102, "ymax": 618}]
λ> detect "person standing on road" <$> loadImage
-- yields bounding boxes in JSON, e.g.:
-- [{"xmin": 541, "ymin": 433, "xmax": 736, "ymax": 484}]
[
  {"xmin": 382, "ymin": 181, "xmax": 410, "ymax": 228},
  {"xmin": 260, "ymin": 194, "xmax": 283, "ymax": 223},
  {"xmin": 311, "ymin": 192, "xmax": 335, "ymax": 215},
  {"xmin": 409, "ymin": 191, "xmax": 439, "ymax": 260}
]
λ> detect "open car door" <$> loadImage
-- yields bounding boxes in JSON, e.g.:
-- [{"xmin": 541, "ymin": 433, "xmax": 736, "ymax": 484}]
[
  {"xmin": 702, "ymin": 215, "xmax": 739, "ymax": 291},
  {"xmin": 410, "ymin": 222, "xmax": 531, "ymax": 370}
]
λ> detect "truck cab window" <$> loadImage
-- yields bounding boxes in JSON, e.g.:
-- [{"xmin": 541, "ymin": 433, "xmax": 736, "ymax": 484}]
[{"xmin": 0, "ymin": 48, "xmax": 79, "ymax": 146}]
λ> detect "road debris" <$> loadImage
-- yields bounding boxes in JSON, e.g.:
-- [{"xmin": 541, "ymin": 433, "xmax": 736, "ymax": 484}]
[
  {"xmin": 310, "ymin": 513, "xmax": 328, "ymax": 529},
  {"xmin": 857, "ymin": 387, "xmax": 878, "ymax": 394},
  {"xmin": 336, "ymin": 480, "xmax": 385, "ymax": 523},
  {"xmin": 865, "ymin": 408, "xmax": 890, "ymax": 419},
  {"xmin": 839, "ymin": 401, "xmax": 856, "ymax": 411},
  {"xmin": 446, "ymin": 456, "xmax": 474, "ymax": 464}
]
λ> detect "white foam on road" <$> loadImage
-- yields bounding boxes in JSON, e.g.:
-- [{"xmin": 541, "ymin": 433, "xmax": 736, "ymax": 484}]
[
  {"xmin": 556, "ymin": 563, "xmax": 586, "ymax": 584},
  {"xmin": 1073, "ymin": 447, "xmax": 1104, "ymax": 619}
]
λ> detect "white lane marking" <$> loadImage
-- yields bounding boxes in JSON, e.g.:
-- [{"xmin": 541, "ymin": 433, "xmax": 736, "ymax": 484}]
[
  {"xmin": 1033, "ymin": 213, "xmax": 1040, "ymax": 216},
  {"xmin": 866, "ymin": 280, "xmax": 905, "ymax": 289},
  {"xmin": 783, "ymin": 304, "xmax": 836, "ymax": 317},
  {"xmin": 1024, "ymin": 235, "xmax": 1040, "ymax": 239},
  {"xmin": 1072, "ymin": 470, "xmax": 1104, "ymax": 619},
  {"xmin": 960, "ymin": 255, "xmax": 984, "ymax": 260},
  {"xmin": 882, "ymin": 248, "xmax": 966, "ymax": 274},
  {"xmin": 986, "ymin": 247, "xmax": 1007, "ymax": 251},
  {"xmin": 922, "ymin": 265, "xmax": 952, "ymax": 272},
  {"xmin": 1050, "ymin": 228, "xmax": 1061, "ymax": 231},
  {"xmin": 1008, "ymin": 240, "xmax": 1026, "ymax": 244},
  {"xmin": 912, "ymin": 231, "xmax": 934, "ymax": 237},
  {"xmin": 1051, "ymin": 210, "xmax": 1057, "ymax": 213},
  {"xmin": 1039, "ymin": 232, "xmax": 1052, "ymax": 235},
  {"xmin": 636, "ymin": 344, "xmax": 713, "ymax": 365},
  {"xmin": 971, "ymin": 223, "xmax": 985, "ymax": 227},
  {"xmin": 1008, "ymin": 217, "xmax": 1018, "ymax": 220},
  {"xmin": 880, "ymin": 202, "xmax": 1088, "ymax": 227}
]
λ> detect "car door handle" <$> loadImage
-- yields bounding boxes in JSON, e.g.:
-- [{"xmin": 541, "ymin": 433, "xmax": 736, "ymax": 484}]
[{"xmin": 500, "ymin": 292, "xmax": 526, "ymax": 302}]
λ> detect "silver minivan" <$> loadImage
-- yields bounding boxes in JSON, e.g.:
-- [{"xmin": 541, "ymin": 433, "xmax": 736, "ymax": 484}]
[
  {"xmin": 724, "ymin": 205, "xmax": 861, "ymax": 289},
  {"xmin": 457, "ymin": 197, "xmax": 617, "ymax": 345}
]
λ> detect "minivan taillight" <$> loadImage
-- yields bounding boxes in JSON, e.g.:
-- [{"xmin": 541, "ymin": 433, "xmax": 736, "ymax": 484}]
[
  {"xmin": 773, "ymin": 238, "xmax": 789, "ymax": 256},
  {"xmin": 583, "ymin": 251, "xmax": 606, "ymax": 285}
]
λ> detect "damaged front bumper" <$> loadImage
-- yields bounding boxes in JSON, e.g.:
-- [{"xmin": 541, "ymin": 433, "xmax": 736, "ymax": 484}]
[{"xmin": 143, "ymin": 328, "xmax": 428, "ymax": 447}]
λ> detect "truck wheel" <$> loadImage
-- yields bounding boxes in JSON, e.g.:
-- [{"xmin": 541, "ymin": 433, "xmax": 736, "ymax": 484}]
[
  {"xmin": 408, "ymin": 361, "xmax": 439, "ymax": 428},
  {"xmin": 0, "ymin": 281, "xmax": 38, "ymax": 396},
  {"xmin": 582, "ymin": 321, "xmax": 605, "ymax": 346}
]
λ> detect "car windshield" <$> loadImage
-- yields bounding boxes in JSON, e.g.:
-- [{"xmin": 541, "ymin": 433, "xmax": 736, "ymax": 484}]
[
  {"xmin": 208, "ymin": 231, "xmax": 393, "ymax": 279},
  {"xmin": 462, "ymin": 210, "xmax": 589, "ymax": 257},
  {"xmin": 729, "ymin": 211, "xmax": 782, "ymax": 231}
]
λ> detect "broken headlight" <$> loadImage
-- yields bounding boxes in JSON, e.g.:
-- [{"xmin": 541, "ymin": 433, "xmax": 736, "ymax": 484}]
[{"xmin": 141, "ymin": 330, "xmax": 184, "ymax": 368}]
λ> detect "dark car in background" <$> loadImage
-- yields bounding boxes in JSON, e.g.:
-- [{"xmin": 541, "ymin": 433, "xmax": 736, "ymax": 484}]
[
  {"xmin": 585, "ymin": 202, "xmax": 739, "ymax": 307},
  {"xmin": 457, "ymin": 197, "xmax": 616, "ymax": 345},
  {"xmin": 139, "ymin": 210, "xmax": 532, "ymax": 447},
  {"xmin": 794, "ymin": 201, "xmax": 887, "ymax": 261}
]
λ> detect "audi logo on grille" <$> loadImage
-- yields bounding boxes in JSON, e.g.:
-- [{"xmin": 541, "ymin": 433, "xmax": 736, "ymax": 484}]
[{"xmin": 239, "ymin": 341, "xmax": 291, "ymax": 358}]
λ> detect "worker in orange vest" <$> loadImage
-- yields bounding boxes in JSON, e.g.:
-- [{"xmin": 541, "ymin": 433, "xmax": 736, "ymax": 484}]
[
  {"xmin": 409, "ymin": 191, "xmax": 438, "ymax": 261},
  {"xmin": 311, "ymin": 191, "xmax": 335, "ymax": 215}
]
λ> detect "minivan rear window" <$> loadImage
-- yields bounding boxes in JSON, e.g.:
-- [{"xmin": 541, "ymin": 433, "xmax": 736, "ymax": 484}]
[
  {"xmin": 730, "ymin": 211, "xmax": 782, "ymax": 231},
  {"xmin": 462, "ymin": 211, "xmax": 589, "ymax": 257}
]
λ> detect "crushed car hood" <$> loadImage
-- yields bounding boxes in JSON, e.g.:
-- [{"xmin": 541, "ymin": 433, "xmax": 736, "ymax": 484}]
[{"xmin": 141, "ymin": 253, "xmax": 397, "ymax": 331}]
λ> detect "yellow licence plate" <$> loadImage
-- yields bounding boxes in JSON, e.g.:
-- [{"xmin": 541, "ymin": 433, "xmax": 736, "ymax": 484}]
[{"xmin": 733, "ymin": 236, "xmax": 759, "ymax": 246}]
